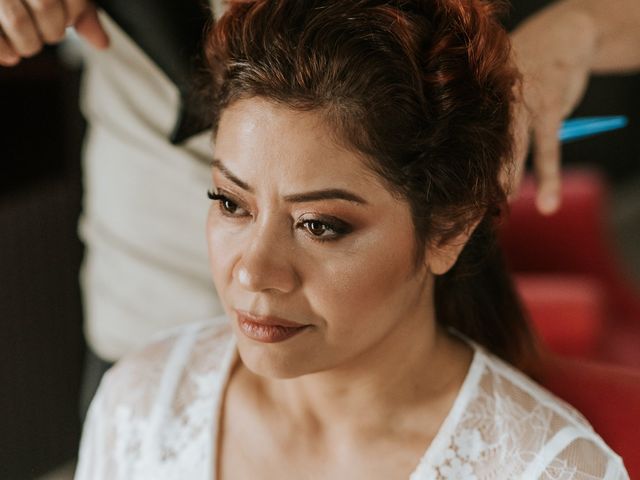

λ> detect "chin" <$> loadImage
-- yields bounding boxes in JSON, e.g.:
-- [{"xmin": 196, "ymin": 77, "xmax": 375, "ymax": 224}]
[{"xmin": 235, "ymin": 334, "xmax": 326, "ymax": 379}]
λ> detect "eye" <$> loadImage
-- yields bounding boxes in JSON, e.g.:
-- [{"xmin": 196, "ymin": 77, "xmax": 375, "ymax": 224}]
[
  {"xmin": 304, "ymin": 220, "xmax": 330, "ymax": 237},
  {"xmin": 298, "ymin": 217, "xmax": 352, "ymax": 242},
  {"xmin": 207, "ymin": 190, "xmax": 250, "ymax": 217}
]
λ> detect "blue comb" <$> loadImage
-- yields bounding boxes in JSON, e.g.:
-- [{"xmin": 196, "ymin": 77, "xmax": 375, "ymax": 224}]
[{"xmin": 559, "ymin": 116, "xmax": 628, "ymax": 143}]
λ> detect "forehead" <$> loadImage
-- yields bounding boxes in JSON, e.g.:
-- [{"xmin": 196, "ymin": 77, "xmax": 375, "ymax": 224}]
[{"xmin": 214, "ymin": 97, "xmax": 384, "ymax": 192}]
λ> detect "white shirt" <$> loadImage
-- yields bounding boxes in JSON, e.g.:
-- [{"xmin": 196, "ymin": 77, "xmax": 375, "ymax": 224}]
[{"xmin": 75, "ymin": 317, "xmax": 629, "ymax": 479}]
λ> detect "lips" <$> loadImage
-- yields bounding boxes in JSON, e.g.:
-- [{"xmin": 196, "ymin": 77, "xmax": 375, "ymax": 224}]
[{"xmin": 235, "ymin": 310, "xmax": 310, "ymax": 343}]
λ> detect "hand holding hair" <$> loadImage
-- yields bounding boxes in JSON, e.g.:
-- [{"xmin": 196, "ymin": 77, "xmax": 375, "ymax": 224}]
[
  {"xmin": 0, "ymin": 0, "xmax": 109, "ymax": 67},
  {"xmin": 509, "ymin": 0, "xmax": 640, "ymax": 215}
]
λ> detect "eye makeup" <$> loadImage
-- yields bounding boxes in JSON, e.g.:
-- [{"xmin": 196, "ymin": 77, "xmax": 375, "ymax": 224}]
[
  {"xmin": 207, "ymin": 188, "xmax": 355, "ymax": 243},
  {"xmin": 295, "ymin": 215, "xmax": 353, "ymax": 243},
  {"xmin": 207, "ymin": 189, "xmax": 251, "ymax": 217}
]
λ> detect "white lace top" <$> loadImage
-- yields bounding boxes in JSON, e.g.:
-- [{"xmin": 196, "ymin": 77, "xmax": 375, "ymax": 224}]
[{"xmin": 75, "ymin": 317, "xmax": 629, "ymax": 480}]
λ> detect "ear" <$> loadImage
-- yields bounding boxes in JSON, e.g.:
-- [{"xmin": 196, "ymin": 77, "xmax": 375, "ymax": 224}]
[{"xmin": 425, "ymin": 219, "xmax": 480, "ymax": 275}]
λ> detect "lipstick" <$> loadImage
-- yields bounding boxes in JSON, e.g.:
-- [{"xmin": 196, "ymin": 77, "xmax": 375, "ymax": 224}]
[{"xmin": 236, "ymin": 310, "xmax": 310, "ymax": 343}]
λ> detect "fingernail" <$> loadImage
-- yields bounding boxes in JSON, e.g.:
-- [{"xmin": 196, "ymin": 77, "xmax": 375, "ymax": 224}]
[
  {"xmin": 3, "ymin": 55, "xmax": 19, "ymax": 65},
  {"xmin": 538, "ymin": 194, "xmax": 559, "ymax": 214}
]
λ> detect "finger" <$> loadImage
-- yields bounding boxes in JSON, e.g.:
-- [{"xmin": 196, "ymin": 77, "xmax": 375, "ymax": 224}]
[
  {"xmin": 505, "ymin": 97, "xmax": 532, "ymax": 201},
  {"xmin": 532, "ymin": 116, "xmax": 562, "ymax": 215},
  {"xmin": 509, "ymin": 113, "xmax": 532, "ymax": 199},
  {"xmin": 0, "ymin": 0, "xmax": 43, "ymax": 57},
  {"xmin": 74, "ymin": 4, "xmax": 108, "ymax": 49},
  {"xmin": 509, "ymin": 129, "xmax": 530, "ymax": 200},
  {"xmin": 62, "ymin": 0, "xmax": 86, "ymax": 25},
  {"xmin": 23, "ymin": 0, "xmax": 66, "ymax": 44},
  {"xmin": 503, "ymin": 129, "xmax": 528, "ymax": 200},
  {"xmin": 0, "ymin": 31, "xmax": 20, "ymax": 65}
]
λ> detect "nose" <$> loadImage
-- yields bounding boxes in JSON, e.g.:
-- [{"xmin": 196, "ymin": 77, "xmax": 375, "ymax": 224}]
[{"xmin": 234, "ymin": 220, "xmax": 300, "ymax": 294}]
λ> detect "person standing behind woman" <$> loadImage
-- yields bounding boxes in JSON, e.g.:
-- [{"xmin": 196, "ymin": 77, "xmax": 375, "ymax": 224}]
[
  {"xmin": 75, "ymin": 1, "xmax": 629, "ymax": 478},
  {"xmin": 0, "ymin": 0, "xmax": 230, "ymax": 419}
]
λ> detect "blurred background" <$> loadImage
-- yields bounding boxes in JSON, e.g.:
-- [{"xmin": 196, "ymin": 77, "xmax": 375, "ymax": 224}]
[
  {"xmin": 1, "ymin": 1, "xmax": 639, "ymax": 479},
  {"xmin": 1, "ymin": 44, "xmax": 85, "ymax": 480}
]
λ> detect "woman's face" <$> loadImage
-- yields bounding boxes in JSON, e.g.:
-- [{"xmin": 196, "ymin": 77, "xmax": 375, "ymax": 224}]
[{"xmin": 208, "ymin": 97, "xmax": 436, "ymax": 378}]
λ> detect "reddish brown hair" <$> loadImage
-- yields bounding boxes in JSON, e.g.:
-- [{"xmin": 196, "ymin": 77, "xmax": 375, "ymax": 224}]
[{"xmin": 204, "ymin": 0, "xmax": 535, "ymax": 368}]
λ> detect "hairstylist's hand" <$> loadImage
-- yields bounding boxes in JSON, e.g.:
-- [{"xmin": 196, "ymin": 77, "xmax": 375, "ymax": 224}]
[
  {"xmin": 0, "ymin": 0, "xmax": 109, "ymax": 66},
  {"xmin": 509, "ymin": 1, "xmax": 597, "ymax": 214}
]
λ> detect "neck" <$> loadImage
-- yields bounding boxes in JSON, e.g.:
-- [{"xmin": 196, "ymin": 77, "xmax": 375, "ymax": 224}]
[{"xmin": 244, "ymin": 297, "xmax": 473, "ymax": 440}]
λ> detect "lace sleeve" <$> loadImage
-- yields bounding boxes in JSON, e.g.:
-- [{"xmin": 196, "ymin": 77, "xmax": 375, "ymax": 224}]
[
  {"xmin": 74, "ymin": 336, "xmax": 176, "ymax": 480},
  {"xmin": 535, "ymin": 437, "xmax": 629, "ymax": 480},
  {"xmin": 74, "ymin": 322, "xmax": 231, "ymax": 480},
  {"xmin": 452, "ymin": 349, "xmax": 632, "ymax": 480},
  {"xmin": 74, "ymin": 382, "xmax": 107, "ymax": 480}
]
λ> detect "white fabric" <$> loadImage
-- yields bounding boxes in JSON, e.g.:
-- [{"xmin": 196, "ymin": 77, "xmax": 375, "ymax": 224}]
[
  {"xmin": 76, "ymin": 317, "xmax": 629, "ymax": 480},
  {"xmin": 77, "ymin": 2, "xmax": 228, "ymax": 361}
]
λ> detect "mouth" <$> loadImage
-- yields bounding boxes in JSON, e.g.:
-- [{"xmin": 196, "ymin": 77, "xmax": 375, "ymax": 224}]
[{"xmin": 235, "ymin": 310, "xmax": 311, "ymax": 343}]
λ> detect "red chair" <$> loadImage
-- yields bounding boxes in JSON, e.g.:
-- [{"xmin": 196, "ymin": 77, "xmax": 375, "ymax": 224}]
[
  {"xmin": 502, "ymin": 169, "xmax": 640, "ymax": 367},
  {"xmin": 515, "ymin": 274, "xmax": 605, "ymax": 357},
  {"xmin": 503, "ymin": 170, "xmax": 640, "ymax": 475},
  {"xmin": 541, "ymin": 353, "xmax": 640, "ymax": 479}
]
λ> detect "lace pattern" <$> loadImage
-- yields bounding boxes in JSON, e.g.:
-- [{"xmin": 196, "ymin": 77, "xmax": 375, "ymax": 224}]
[{"xmin": 75, "ymin": 320, "xmax": 629, "ymax": 480}]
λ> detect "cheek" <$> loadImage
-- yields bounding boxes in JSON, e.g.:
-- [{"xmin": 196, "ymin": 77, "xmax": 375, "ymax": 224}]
[
  {"xmin": 309, "ymin": 224, "xmax": 419, "ymax": 329},
  {"xmin": 206, "ymin": 208, "xmax": 236, "ymax": 291}
]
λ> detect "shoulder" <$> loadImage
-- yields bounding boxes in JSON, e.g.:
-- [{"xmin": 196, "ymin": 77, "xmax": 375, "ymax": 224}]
[
  {"xmin": 76, "ymin": 316, "xmax": 235, "ymax": 479},
  {"xmin": 418, "ymin": 343, "xmax": 628, "ymax": 479},
  {"xmin": 100, "ymin": 315, "xmax": 234, "ymax": 409},
  {"xmin": 465, "ymin": 348, "xmax": 628, "ymax": 478}
]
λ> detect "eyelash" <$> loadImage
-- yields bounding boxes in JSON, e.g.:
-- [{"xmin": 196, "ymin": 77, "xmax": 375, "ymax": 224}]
[
  {"xmin": 207, "ymin": 190, "xmax": 250, "ymax": 217},
  {"xmin": 206, "ymin": 190, "xmax": 351, "ymax": 243}
]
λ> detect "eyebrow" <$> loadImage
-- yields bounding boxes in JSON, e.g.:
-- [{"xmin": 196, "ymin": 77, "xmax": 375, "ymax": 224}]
[
  {"xmin": 211, "ymin": 158, "xmax": 253, "ymax": 192},
  {"xmin": 283, "ymin": 189, "xmax": 368, "ymax": 205},
  {"xmin": 211, "ymin": 158, "xmax": 369, "ymax": 205}
]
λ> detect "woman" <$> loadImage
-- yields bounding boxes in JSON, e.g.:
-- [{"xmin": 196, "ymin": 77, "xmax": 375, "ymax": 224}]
[{"xmin": 75, "ymin": 0, "xmax": 628, "ymax": 478}]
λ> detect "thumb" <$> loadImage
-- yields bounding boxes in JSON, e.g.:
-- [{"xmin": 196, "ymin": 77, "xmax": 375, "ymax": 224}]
[{"xmin": 74, "ymin": 4, "xmax": 110, "ymax": 49}]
